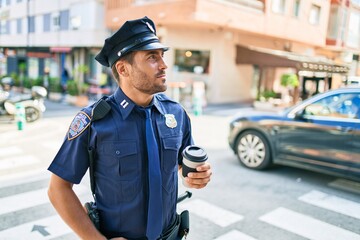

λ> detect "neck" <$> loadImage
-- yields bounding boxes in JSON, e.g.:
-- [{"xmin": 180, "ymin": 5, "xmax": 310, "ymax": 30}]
[{"xmin": 120, "ymin": 86, "xmax": 153, "ymax": 107}]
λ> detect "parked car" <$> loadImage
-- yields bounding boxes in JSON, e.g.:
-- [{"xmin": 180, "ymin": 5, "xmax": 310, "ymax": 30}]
[{"xmin": 228, "ymin": 85, "xmax": 360, "ymax": 181}]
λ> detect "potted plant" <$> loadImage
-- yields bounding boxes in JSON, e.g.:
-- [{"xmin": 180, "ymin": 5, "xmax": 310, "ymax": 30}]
[{"xmin": 70, "ymin": 64, "xmax": 90, "ymax": 107}]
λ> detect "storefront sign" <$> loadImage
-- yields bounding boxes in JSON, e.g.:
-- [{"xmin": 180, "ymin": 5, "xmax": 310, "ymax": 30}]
[{"xmin": 50, "ymin": 47, "xmax": 72, "ymax": 53}]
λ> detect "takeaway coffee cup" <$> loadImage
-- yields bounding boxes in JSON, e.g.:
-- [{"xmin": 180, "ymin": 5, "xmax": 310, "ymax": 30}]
[{"xmin": 182, "ymin": 145, "xmax": 208, "ymax": 178}]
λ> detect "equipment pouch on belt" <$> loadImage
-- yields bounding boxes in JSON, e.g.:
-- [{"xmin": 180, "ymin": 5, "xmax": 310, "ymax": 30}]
[
  {"xmin": 160, "ymin": 210, "xmax": 189, "ymax": 240},
  {"xmin": 84, "ymin": 201, "xmax": 100, "ymax": 230},
  {"xmin": 179, "ymin": 210, "xmax": 189, "ymax": 238}
]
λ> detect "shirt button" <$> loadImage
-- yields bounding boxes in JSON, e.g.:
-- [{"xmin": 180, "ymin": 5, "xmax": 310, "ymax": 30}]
[{"xmin": 115, "ymin": 150, "xmax": 120, "ymax": 155}]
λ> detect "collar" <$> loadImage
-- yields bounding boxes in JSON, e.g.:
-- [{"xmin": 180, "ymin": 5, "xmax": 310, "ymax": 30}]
[
  {"xmin": 113, "ymin": 88, "xmax": 165, "ymax": 119},
  {"xmin": 152, "ymin": 94, "xmax": 165, "ymax": 115}
]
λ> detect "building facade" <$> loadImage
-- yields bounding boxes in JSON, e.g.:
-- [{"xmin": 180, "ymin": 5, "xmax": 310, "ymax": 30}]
[
  {"xmin": 0, "ymin": 0, "xmax": 108, "ymax": 92},
  {"xmin": 104, "ymin": 0, "xmax": 357, "ymax": 105},
  {"xmin": 325, "ymin": 0, "xmax": 360, "ymax": 76},
  {"xmin": 1, "ymin": 0, "xmax": 358, "ymax": 105}
]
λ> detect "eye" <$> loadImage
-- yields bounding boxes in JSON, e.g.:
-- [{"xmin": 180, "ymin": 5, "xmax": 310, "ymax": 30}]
[{"xmin": 148, "ymin": 54, "xmax": 156, "ymax": 60}]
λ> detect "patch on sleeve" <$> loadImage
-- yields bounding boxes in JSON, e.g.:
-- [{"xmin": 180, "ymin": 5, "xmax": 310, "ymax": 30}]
[{"xmin": 68, "ymin": 111, "xmax": 91, "ymax": 140}]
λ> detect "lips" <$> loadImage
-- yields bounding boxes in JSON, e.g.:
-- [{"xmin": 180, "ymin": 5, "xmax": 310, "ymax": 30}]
[{"xmin": 156, "ymin": 72, "xmax": 166, "ymax": 78}]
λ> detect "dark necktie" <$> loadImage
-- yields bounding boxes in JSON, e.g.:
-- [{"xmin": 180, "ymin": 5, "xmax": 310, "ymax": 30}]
[{"xmin": 145, "ymin": 107, "xmax": 163, "ymax": 240}]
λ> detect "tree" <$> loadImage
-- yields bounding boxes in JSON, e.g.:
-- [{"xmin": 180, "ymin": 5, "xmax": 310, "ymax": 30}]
[
  {"xmin": 281, "ymin": 73, "xmax": 299, "ymax": 88},
  {"xmin": 280, "ymin": 73, "xmax": 299, "ymax": 104}
]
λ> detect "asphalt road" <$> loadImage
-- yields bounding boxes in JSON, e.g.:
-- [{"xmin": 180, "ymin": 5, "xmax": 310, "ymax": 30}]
[{"xmin": 0, "ymin": 100, "xmax": 359, "ymax": 240}]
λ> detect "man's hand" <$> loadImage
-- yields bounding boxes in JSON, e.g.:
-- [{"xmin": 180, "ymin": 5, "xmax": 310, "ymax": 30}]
[{"xmin": 183, "ymin": 163, "xmax": 212, "ymax": 189}]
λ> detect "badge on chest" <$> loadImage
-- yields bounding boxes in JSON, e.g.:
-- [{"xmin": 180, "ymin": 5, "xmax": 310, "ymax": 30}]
[{"xmin": 164, "ymin": 114, "xmax": 177, "ymax": 129}]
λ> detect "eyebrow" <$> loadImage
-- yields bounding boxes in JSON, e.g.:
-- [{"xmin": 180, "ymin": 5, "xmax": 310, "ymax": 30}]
[{"xmin": 145, "ymin": 50, "xmax": 164, "ymax": 56}]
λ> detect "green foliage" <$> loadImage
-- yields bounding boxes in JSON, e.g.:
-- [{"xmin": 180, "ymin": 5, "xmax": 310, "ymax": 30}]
[
  {"xmin": 281, "ymin": 73, "xmax": 299, "ymax": 88},
  {"xmin": 66, "ymin": 80, "xmax": 79, "ymax": 96},
  {"xmin": 49, "ymin": 77, "xmax": 62, "ymax": 92},
  {"xmin": 10, "ymin": 72, "xmax": 19, "ymax": 85},
  {"xmin": 23, "ymin": 77, "xmax": 31, "ymax": 88},
  {"xmin": 67, "ymin": 80, "xmax": 89, "ymax": 96},
  {"xmin": 18, "ymin": 62, "xmax": 26, "ymax": 72},
  {"xmin": 258, "ymin": 90, "xmax": 277, "ymax": 100},
  {"xmin": 32, "ymin": 77, "xmax": 43, "ymax": 86},
  {"xmin": 21, "ymin": 77, "xmax": 44, "ymax": 88},
  {"xmin": 76, "ymin": 64, "xmax": 89, "ymax": 74},
  {"xmin": 73, "ymin": 64, "xmax": 90, "ymax": 95}
]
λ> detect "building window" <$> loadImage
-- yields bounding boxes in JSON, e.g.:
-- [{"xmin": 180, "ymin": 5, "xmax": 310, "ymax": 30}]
[
  {"xmin": 346, "ymin": 11, "xmax": 360, "ymax": 48},
  {"xmin": 309, "ymin": 4, "xmax": 321, "ymax": 25},
  {"xmin": 272, "ymin": 0, "xmax": 286, "ymax": 14},
  {"xmin": 43, "ymin": 13, "xmax": 51, "ymax": 32},
  {"xmin": 0, "ymin": 0, "xmax": 11, "ymax": 7},
  {"xmin": 293, "ymin": 0, "xmax": 300, "ymax": 18},
  {"xmin": 28, "ymin": 16, "xmax": 35, "ymax": 33},
  {"xmin": 16, "ymin": 18, "xmax": 21, "ymax": 34},
  {"xmin": 174, "ymin": 49, "xmax": 210, "ymax": 74},
  {"xmin": 0, "ymin": 20, "xmax": 9, "ymax": 34},
  {"xmin": 0, "ymin": 21, "xmax": 6, "ymax": 34},
  {"xmin": 327, "ymin": 6, "xmax": 338, "ymax": 39},
  {"xmin": 59, "ymin": 10, "xmax": 69, "ymax": 31}
]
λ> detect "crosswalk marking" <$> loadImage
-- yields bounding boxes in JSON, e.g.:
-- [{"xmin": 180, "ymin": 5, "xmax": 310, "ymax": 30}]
[
  {"xmin": 299, "ymin": 190, "xmax": 360, "ymax": 220},
  {"xmin": 0, "ymin": 146, "xmax": 23, "ymax": 158},
  {"xmin": 178, "ymin": 199, "xmax": 243, "ymax": 227},
  {"xmin": 0, "ymin": 169, "xmax": 49, "ymax": 188},
  {"xmin": 259, "ymin": 207, "xmax": 360, "ymax": 240},
  {"xmin": 0, "ymin": 185, "xmax": 88, "ymax": 215},
  {"xmin": 41, "ymin": 140, "xmax": 63, "ymax": 151},
  {"xmin": 214, "ymin": 230, "xmax": 257, "ymax": 240},
  {"xmin": 0, "ymin": 214, "xmax": 73, "ymax": 239},
  {"xmin": 0, "ymin": 155, "xmax": 40, "ymax": 170}
]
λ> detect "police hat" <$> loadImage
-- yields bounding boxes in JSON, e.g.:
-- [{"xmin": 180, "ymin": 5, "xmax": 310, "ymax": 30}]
[{"xmin": 95, "ymin": 16, "xmax": 169, "ymax": 67}]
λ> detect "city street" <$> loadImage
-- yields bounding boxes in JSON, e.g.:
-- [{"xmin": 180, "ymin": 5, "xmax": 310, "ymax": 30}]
[{"xmin": 0, "ymin": 100, "xmax": 360, "ymax": 239}]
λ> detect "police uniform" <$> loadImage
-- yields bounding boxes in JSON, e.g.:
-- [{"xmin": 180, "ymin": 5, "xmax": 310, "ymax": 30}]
[{"xmin": 48, "ymin": 16, "xmax": 193, "ymax": 239}]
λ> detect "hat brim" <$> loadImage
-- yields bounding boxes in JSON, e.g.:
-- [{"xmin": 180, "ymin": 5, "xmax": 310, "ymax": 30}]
[{"xmin": 135, "ymin": 42, "xmax": 169, "ymax": 52}]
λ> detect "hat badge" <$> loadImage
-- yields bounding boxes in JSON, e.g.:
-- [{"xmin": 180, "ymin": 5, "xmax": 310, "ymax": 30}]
[
  {"xmin": 145, "ymin": 22, "xmax": 155, "ymax": 33},
  {"xmin": 165, "ymin": 114, "xmax": 177, "ymax": 128}
]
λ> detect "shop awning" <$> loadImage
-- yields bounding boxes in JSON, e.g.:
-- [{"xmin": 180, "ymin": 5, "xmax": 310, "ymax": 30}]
[{"xmin": 236, "ymin": 45, "xmax": 349, "ymax": 74}]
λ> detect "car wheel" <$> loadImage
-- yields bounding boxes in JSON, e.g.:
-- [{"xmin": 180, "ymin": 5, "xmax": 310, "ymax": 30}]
[{"xmin": 235, "ymin": 130, "xmax": 271, "ymax": 170}]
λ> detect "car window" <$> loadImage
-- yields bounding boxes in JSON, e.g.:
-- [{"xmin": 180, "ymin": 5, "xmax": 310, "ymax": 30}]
[{"xmin": 304, "ymin": 93, "xmax": 360, "ymax": 119}]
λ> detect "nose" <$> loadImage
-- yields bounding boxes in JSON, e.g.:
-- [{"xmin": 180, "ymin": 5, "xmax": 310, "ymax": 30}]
[{"xmin": 159, "ymin": 56, "xmax": 168, "ymax": 70}]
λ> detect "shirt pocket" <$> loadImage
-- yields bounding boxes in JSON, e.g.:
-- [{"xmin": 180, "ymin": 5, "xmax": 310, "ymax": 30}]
[
  {"xmin": 161, "ymin": 136, "xmax": 182, "ymax": 194},
  {"xmin": 96, "ymin": 141, "xmax": 141, "ymax": 203},
  {"xmin": 98, "ymin": 140, "xmax": 139, "ymax": 180},
  {"xmin": 161, "ymin": 135, "xmax": 182, "ymax": 173}
]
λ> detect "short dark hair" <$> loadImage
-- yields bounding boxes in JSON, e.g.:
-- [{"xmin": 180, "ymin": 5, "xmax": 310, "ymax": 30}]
[{"xmin": 111, "ymin": 52, "xmax": 135, "ymax": 84}]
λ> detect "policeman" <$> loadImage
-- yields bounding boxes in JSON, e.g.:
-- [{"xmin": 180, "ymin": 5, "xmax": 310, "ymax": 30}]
[{"xmin": 47, "ymin": 16, "xmax": 212, "ymax": 240}]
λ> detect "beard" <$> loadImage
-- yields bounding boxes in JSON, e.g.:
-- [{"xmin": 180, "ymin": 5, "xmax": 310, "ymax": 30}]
[{"xmin": 130, "ymin": 64, "xmax": 167, "ymax": 95}]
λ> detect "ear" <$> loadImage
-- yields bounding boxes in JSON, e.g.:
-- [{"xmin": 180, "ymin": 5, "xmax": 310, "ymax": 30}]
[{"xmin": 115, "ymin": 60, "xmax": 129, "ymax": 77}]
